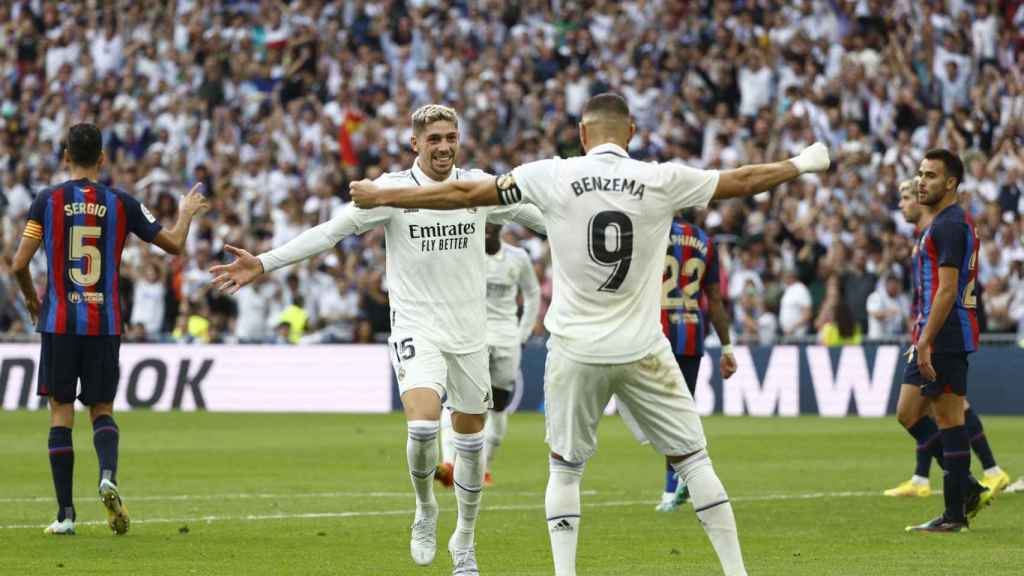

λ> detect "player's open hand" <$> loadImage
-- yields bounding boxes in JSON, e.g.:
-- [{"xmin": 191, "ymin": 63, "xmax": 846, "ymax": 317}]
[
  {"xmin": 181, "ymin": 183, "xmax": 210, "ymax": 217},
  {"xmin": 720, "ymin": 352, "xmax": 737, "ymax": 380},
  {"xmin": 209, "ymin": 245, "xmax": 263, "ymax": 295},
  {"xmin": 916, "ymin": 344, "xmax": 936, "ymax": 382},
  {"xmin": 350, "ymin": 180, "xmax": 381, "ymax": 209}
]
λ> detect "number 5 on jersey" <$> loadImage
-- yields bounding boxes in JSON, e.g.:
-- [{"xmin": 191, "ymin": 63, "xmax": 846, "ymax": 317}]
[{"xmin": 69, "ymin": 225, "xmax": 102, "ymax": 288}]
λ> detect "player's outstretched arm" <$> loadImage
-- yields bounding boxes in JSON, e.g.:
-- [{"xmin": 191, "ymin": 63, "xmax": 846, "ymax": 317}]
[
  {"xmin": 152, "ymin": 183, "xmax": 209, "ymax": 255},
  {"xmin": 350, "ymin": 177, "xmax": 500, "ymax": 210},
  {"xmin": 11, "ymin": 234, "xmax": 42, "ymax": 324},
  {"xmin": 210, "ymin": 203, "xmax": 380, "ymax": 295},
  {"xmin": 713, "ymin": 143, "xmax": 830, "ymax": 200}
]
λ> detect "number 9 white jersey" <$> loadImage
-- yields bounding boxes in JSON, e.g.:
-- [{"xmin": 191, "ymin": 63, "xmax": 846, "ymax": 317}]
[{"xmin": 504, "ymin": 143, "xmax": 719, "ymax": 364}]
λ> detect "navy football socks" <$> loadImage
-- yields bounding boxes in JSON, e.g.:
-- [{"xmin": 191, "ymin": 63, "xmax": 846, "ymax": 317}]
[
  {"xmin": 48, "ymin": 427, "xmax": 75, "ymax": 522},
  {"xmin": 941, "ymin": 426, "xmax": 971, "ymax": 523},
  {"xmin": 907, "ymin": 416, "xmax": 943, "ymax": 477},
  {"xmin": 92, "ymin": 415, "xmax": 120, "ymax": 485},
  {"xmin": 964, "ymin": 409, "xmax": 997, "ymax": 471}
]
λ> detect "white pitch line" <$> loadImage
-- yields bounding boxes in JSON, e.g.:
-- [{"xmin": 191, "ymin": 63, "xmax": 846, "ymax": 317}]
[
  {"xmin": 0, "ymin": 490, "xmax": 601, "ymax": 504},
  {"xmin": 0, "ymin": 490, "xmax": 883, "ymax": 530}
]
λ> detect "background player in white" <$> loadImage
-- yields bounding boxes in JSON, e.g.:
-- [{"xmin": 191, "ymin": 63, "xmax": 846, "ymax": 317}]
[
  {"xmin": 350, "ymin": 93, "xmax": 830, "ymax": 576},
  {"xmin": 437, "ymin": 223, "xmax": 541, "ymax": 488},
  {"xmin": 208, "ymin": 105, "xmax": 545, "ymax": 575}
]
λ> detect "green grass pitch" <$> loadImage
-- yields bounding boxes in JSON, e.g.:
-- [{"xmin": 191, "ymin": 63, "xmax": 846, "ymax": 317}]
[{"xmin": 1, "ymin": 411, "xmax": 1021, "ymax": 575}]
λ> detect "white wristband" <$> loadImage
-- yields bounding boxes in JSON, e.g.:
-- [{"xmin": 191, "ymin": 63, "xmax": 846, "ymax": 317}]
[
  {"xmin": 722, "ymin": 344, "xmax": 734, "ymax": 356},
  {"xmin": 789, "ymin": 142, "xmax": 830, "ymax": 174}
]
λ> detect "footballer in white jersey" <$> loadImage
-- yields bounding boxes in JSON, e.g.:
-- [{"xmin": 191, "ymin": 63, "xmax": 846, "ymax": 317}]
[
  {"xmin": 484, "ymin": 225, "xmax": 540, "ymax": 391},
  {"xmin": 210, "ymin": 104, "xmax": 545, "ymax": 575},
  {"xmin": 438, "ymin": 224, "xmax": 541, "ymax": 487},
  {"xmin": 350, "ymin": 93, "xmax": 830, "ymax": 576}
]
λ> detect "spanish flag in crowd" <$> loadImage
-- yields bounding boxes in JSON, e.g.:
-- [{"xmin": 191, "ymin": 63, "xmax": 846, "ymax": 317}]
[{"xmin": 338, "ymin": 109, "xmax": 365, "ymax": 167}]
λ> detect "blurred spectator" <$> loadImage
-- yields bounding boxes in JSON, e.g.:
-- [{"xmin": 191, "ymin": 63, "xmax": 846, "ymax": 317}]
[
  {"xmin": 129, "ymin": 261, "xmax": 167, "ymax": 340},
  {"xmin": 733, "ymin": 282, "xmax": 777, "ymax": 345},
  {"xmin": 866, "ymin": 274, "xmax": 911, "ymax": 338},
  {"xmin": 778, "ymin": 267, "xmax": 812, "ymax": 337},
  {"xmin": 173, "ymin": 299, "xmax": 210, "ymax": 344},
  {"xmin": 234, "ymin": 273, "xmax": 277, "ymax": 343},
  {"xmin": 816, "ymin": 276, "xmax": 863, "ymax": 346},
  {"xmin": 276, "ymin": 295, "xmax": 308, "ymax": 344}
]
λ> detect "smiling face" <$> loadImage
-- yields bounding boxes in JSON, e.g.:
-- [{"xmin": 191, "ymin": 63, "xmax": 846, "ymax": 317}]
[{"xmin": 411, "ymin": 120, "xmax": 459, "ymax": 181}]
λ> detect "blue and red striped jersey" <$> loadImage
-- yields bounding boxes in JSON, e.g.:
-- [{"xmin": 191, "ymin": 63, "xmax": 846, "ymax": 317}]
[
  {"xmin": 24, "ymin": 179, "xmax": 162, "ymax": 336},
  {"xmin": 912, "ymin": 204, "xmax": 980, "ymax": 353},
  {"xmin": 661, "ymin": 221, "xmax": 719, "ymax": 358}
]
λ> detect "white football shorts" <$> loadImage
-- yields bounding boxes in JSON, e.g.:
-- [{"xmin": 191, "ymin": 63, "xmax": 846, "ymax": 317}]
[
  {"xmin": 488, "ymin": 344, "xmax": 521, "ymax": 392},
  {"xmin": 544, "ymin": 337, "xmax": 706, "ymax": 463},
  {"xmin": 388, "ymin": 332, "xmax": 492, "ymax": 414}
]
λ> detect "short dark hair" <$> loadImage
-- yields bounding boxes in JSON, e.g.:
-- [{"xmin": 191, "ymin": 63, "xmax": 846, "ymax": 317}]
[
  {"xmin": 923, "ymin": 148, "xmax": 964, "ymax": 186},
  {"xmin": 582, "ymin": 93, "xmax": 630, "ymax": 122},
  {"xmin": 65, "ymin": 123, "xmax": 103, "ymax": 167}
]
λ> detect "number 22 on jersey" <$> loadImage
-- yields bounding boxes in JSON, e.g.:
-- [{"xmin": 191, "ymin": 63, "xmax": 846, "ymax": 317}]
[{"xmin": 662, "ymin": 254, "xmax": 705, "ymax": 311}]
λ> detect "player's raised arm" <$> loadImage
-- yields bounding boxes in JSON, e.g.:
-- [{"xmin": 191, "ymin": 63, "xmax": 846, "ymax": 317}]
[
  {"xmin": 150, "ymin": 183, "xmax": 209, "ymax": 255},
  {"xmin": 351, "ymin": 176, "xmax": 501, "ymax": 210},
  {"xmin": 712, "ymin": 143, "xmax": 830, "ymax": 200}
]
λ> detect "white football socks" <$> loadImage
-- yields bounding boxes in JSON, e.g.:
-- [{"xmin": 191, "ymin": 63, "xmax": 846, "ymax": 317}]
[
  {"xmin": 484, "ymin": 409, "xmax": 509, "ymax": 471},
  {"xmin": 440, "ymin": 409, "xmax": 456, "ymax": 465},
  {"xmin": 406, "ymin": 420, "xmax": 439, "ymax": 512},
  {"xmin": 546, "ymin": 457, "xmax": 584, "ymax": 576},
  {"xmin": 673, "ymin": 451, "xmax": 747, "ymax": 576},
  {"xmin": 451, "ymin": 430, "xmax": 485, "ymax": 549}
]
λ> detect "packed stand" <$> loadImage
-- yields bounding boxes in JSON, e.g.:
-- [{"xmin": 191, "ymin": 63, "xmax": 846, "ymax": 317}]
[{"xmin": 0, "ymin": 0, "xmax": 1023, "ymax": 345}]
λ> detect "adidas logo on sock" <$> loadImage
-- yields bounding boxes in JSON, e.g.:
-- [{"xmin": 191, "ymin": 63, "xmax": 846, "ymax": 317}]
[{"xmin": 550, "ymin": 519, "xmax": 574, "ymax": 533}]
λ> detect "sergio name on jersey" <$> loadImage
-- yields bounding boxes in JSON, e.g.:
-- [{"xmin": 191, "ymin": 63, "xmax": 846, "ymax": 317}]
[
  {"xmin": 258, "ymin": 161, "xmax": 545, "ymax": 353},
  {"xmin": 498, "ymin": 143, "xmax": 719, "ymax": 364}
]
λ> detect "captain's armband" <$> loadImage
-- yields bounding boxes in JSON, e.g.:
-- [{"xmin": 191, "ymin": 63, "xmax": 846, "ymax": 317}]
[{"xmin": 496, "ymin": 173, "xmax": 522, "ymax": 205}]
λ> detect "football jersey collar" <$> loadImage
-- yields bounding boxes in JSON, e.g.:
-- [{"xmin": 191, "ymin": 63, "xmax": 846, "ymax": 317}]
[
  {"xmin": 412, "ymin": 159, "xmax": 459, "ymax": 185},
  {"xmin": 586, "ymin": 143, "xmax": 629, "ymax": 159}
]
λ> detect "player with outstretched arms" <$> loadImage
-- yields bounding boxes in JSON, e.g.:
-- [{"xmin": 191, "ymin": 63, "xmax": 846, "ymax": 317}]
[
  {"xmin": 437, "ymin": 223, "xmax": 541, "ymax": 488},
  {"xmin": 209, "ymin": 105, "xmax": 544, "ymax": 576},
  {"xmin": 350, "ymin": 93, "xmax": 830, "ymax": 576},
  {"xmin": 12, "ymin": 123, "xmax": 207, "ymax": 536}
]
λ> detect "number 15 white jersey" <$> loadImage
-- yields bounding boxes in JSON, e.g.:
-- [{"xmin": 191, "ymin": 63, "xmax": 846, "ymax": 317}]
[{"xmin": 503, "ymin": 143, "xmax": 719, "ymax": 364}]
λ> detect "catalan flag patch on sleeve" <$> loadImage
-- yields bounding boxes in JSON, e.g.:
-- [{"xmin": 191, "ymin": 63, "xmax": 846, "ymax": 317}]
[{"xmin": 23, "ymin": 220, "xmax": 43, "ymax": 240}]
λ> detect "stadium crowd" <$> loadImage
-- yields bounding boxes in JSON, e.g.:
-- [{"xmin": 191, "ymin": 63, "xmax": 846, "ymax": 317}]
[{"xmin": 1, "ymin": 0, "xmax": 1023, "ymax": 345}]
